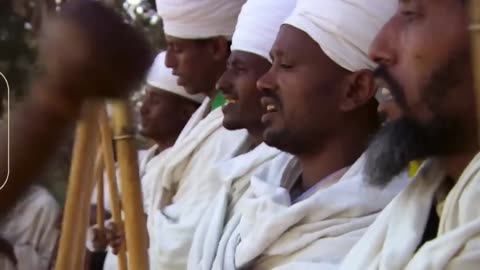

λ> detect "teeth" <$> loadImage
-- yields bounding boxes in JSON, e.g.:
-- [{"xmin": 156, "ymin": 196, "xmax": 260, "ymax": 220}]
[
  {"xmin": 225, "ymin": 99, "xmax": 237, "ymax": 105},
  {"xmin": 266, "ymin": 104, "xmax": 276, "ymax": 112}
]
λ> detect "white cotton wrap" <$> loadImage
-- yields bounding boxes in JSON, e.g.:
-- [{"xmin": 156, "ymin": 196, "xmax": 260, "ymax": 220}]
[
  {"xmin": 156, "ymin": 0, "xmax": 246, "ymax": 39},
  {"xmin": 284, "ymin": 0, "xmax": 397, "ymax": 72},
  {"xmin": 147, "ymin": 52, "xmax": 205, "ymax": 103},
  {"xmin": 231, "ymin": 0, "xmax": 296, "ymax": 62}
]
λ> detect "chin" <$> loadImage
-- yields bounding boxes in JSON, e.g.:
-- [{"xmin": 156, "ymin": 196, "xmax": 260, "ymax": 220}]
[{"xmin": 222, "ymin": 118, "xmax": 242, "ymax": 131}]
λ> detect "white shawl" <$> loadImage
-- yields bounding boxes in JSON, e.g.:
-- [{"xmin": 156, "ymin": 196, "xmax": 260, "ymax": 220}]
[
  {"xmin": 0, "ymin": 186, "xmax": 60, "ymax": 270},
  {"xmin": 339, "ymin": 152, "xmax": 480, "ymax": 270},
  {"xmin": 188, "ymin": 143, "xmax": 281, "ymax": 270},
  {"xmin": 210, "ymin": 153, "xmax": 407, "ymax": 270},
  {"xmin": 147, "ymin": 107, "xmax": 252, "ymax": 270}
]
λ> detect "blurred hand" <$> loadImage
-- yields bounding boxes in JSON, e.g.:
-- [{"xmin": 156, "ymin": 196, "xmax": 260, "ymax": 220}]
[
  {"xmin": 91, "ymin": 225, "xmax": 109, "ymax": 251},
  {"xmin": 37, "ymin": 0, "xmax": 153, "ymax": 104},
  {"xmin": 105, "ymin": 221, "xmax": 125, "ymax": 255}
]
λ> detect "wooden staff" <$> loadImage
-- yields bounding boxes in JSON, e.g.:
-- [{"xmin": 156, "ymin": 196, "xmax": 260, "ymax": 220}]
[
  {"xmin": 111, "ymin": 100, "xmax": 149, "ymax": 270},
  {"xmin": 98, "ymin": 104, "xmax": 128, "ymax": 270},
  {"xmin": 469, "ymin": 0, "xmax": 480, "ymax": 144},
  {"xmin": 55, "ymin": 102, "xmax": 101, "ymax": 270},
  {"xmin": 95, "ymin": 149, "xmax": 106, "ymax": 230}
]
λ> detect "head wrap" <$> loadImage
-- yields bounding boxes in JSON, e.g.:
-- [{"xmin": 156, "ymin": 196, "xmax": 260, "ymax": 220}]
[
  {"xmin": 146, "ymin": 52, "xmax": 205, "ymax": 103},
  {"xmin": 231, "ymin": 0, "xmax": 296, "ymax": 62},
  {"xmin": 284, "ymin": 0, "xmax": 397, "ymax": 71},
  {"xmin": 156, "ymin": 0, "xmax": 246, "ymax": 39}
]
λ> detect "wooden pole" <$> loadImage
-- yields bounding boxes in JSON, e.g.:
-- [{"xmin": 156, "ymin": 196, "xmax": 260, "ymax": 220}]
[
  {"xmin": 469, "ymin": 0, "xmax": 480, "ymax": 145},
  {"xmin": 95, "ymin": 149, "xmax": 106, "ymax": 230},
  {"xmin": 111, "ymin": 100, "xmax": 149, "ymax": 270},
  {"xmin": 98, "ymin": 104, "xmax": 128, "ymax": 270},
  {"xmin": 54, "ymin": 102, "xmax": 100, "ymax": 270}
]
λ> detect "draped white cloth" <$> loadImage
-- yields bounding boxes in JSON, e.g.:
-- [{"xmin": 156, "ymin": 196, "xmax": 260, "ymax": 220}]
[
  {"xmin": 147, "ymin": 52, "xmax": 205, "ymax": 103},
  {"xmin": 147, "ymin": 106, "xmax": 252, "ymax": 270},
  {"xmin": 230, "ymin": 0, "xmax": 296, "ymax": 62},
  {"xmin": 205, "ymin": 153, "xmax": 407, "ymax": 270},
  {"xmin": 284, "ymin": 0, "xmax": 397, "ymax": 72},
  {"xmin": 187, "ymin": 143, "xmax": 281, "ymax": 270},
  {"xmin": 0, "ymin": 186, "xmax": 60, "ymax": 270},
  {"xmin": 156, "ymin": 0, "xmax": 246, "ymax": 39},
  {"xmin": 339, "ymin": 153, "xmax": 480, "ymax": 270}
]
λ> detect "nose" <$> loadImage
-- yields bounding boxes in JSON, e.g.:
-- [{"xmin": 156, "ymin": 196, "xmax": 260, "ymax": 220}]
[
  {"xmin": 165, "ymin": 48, "xmax": 178, "ymax": 69},
  {"xmin": 369, "ymin": 17, "xmax": 398, "ymax": 67},
  {"xmin": 216, "ymin": 69, "xmax": 233, "ymax": 93},
  {"xmin": 256, "ymin": 66, "xmax": 276, "ymax": 94}
]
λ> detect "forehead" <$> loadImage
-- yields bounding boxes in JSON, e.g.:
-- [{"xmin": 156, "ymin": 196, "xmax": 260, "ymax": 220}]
[
  {"xmin": 165, "ymin": 35, "xmax": 195, "ymax": 46},
  {"xmin": 271, "ymin": 24, "xmax": 319, "ymax": 57},
  {"xmin": 230, "ymin": 50, "xmax": 268, "ymax": 65}
]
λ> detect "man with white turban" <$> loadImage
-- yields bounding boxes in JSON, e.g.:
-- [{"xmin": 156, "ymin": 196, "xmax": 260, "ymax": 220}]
[
  {"xmin": 186, "ymin": 0, "xmax": 295, "ymax": 269},
  {"xmin": 339, "ymin": 0, "xmax": 480, "ymax": 269},
  {"xmin": 87, "ymin": 51, "xmax": 203, "ymax": 270},
  {"xmin": 200, "ymin": 0, "xmax": 409, "ymax": 269}
]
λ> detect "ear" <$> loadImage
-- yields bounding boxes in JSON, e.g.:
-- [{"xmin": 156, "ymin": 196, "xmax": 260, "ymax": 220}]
[
  {"xmin": 339, "ymin": 69, "xmax": 376, "ymax": 112},
  {"xmin": 209, "ymin": 36, "xmax": 230, "ymax": 61}
]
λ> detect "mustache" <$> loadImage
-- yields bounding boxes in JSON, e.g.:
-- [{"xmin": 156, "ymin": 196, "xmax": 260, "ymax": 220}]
[
  {"xmin": 374, "ymin": 66, "xmax": 408, "ymax": 111},
  {"xmin": 261, "ymin": 89, "xmax": 282, "ymax": 106}
]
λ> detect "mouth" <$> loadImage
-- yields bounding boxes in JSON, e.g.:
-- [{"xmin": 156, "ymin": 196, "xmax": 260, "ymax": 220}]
[
  {"xmin": 261, "ymin": 97, "xmax": 279, "ymax": 113},
  {"xmin": 222, "ymin": 94, "xmax": 238, "ymax": 107}
]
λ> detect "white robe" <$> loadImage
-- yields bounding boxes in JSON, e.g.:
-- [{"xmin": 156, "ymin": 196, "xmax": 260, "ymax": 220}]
[
  {"xmin": 0, "ymin": 186, "xmax": 60, "ymax": 270},
  {"xmin": 188, "ymin": 143, "xmax": 281, "ymax": 270},
  {"xmin": 147, "ymin": 104, "xmax": 252, "ymax": 270},
  {"xmin": 339, "ymin": 152, "xmax": 480, "ymax": 270},
  {"xmin": 206, "ymin": 153, "xmax": 407, "ymax": 270}
]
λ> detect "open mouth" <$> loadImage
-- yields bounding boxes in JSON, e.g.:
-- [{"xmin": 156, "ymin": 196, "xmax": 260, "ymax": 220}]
[
  {"xmin": 261, "ymin": 97, "xmax": 279, "ymax": 113},
  {"xmin": 224, "ymin": 98, "xmax": 238, "ymax": 105}
]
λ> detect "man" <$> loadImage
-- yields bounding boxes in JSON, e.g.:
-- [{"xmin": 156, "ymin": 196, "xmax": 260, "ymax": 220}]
[
  {"xmin": 186, "ymin": 1, "xmax": 294, "ymax": 269},
  {"xmin": 88, "ymin": 51, "xmax": 204, "ymax": 270},
  {"xmin": 0, "ymin": 185, "xmax": 60, "ymax": 270},
  {"xmin": 0, "ymin": 0, "xmax": 152, "ymax": 216},
  {"xmin": 339, "ymin": 1, "xmax": 480, "ymax": 269},
  {"xmin": 205, "ymin": 0, "xmax": 408, "ymax": 269}
]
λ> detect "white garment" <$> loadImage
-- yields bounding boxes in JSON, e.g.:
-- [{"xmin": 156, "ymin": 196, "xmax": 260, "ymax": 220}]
[
  {"xmin": 231, "ymin": 0, "xmax": 296, "ymax": 62},
  {"xmin": 0, "ymin": 186, "xmax": 60, "ymax": 270},
  {"xmin": 175, "ymin": 97, "xmax": 211, "ymax": 143},
  {"xmin": 339, "ymin": 153, "xmax": 480, "ymax": 270},
  {"xmin": 147, "ymin": 52, "xmax": 205, "ymax": 103},
  {"xmin": 188, "ymin": 143, "xmax": 281, "ymax": 270},
  {"xmin": 284, "ymin": 0, "xmax": 397, "ymax": 72},
  {"xmin": 156, "ymin": 0, "xmax": 246, "ymax": 39},
  {"xmin": 147, "ymin": 107, "xmax": 252, "ymax": 270},
  {"xmin": 208, "ymin": 153, "xmax": 407, "ymax": 270}
]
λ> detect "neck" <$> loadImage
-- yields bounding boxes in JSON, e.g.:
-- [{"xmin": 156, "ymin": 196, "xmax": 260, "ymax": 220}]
[
  {"xmin": 207, "ymin": 88, "xmax": 219, "ymax": 100},
  {"xmin": 247, "ymin": 126, "xmax": 264, "ymax": 149},
  {"xmin": 297, "ymin": 120, "xmax": 376, "ymax": 189},
  {"xmin": 153, "ymin": 137, "xmax": 176, "ymax": 154}
]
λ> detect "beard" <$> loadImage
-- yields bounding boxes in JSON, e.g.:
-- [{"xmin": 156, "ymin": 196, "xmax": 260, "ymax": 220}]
[{"xmin": 366, "ymin": 51, "xmax": 468, "ymax": 187}]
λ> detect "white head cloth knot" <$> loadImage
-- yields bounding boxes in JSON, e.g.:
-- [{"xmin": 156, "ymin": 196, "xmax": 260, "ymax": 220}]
[
  {"xmin": 147, "ymin": 52, "xmax": 205, "ymax": 103},
  {"xmin": 231, "ymin": 0, "xmax": 296, "ymax": 62},
  {"xmin": 156, "ymin": 0, "xmax": 246, "ymax": 39},
  {"xmin": 284, "ymin": 0, "xmax": 397, "ymax": 71}
]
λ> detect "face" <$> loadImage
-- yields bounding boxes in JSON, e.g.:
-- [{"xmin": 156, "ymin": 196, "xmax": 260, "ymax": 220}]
[
  {"xmin": 257, "ymin": 25, "xmax": 351, "ymax": 154},
  {"xmin": 366, "ymin": 0, "xmax": 474, "ymax": 186},
  {"xmin": 140, "ymin": 86, "xmax": 198, "ymax": 142},
  {"xmin": 165, "ymin": 35, "xmax": 228, "ymax": 95},
  {"xmin": 216, "ymin": 51, "xmax": 271, "ymax": 136}
]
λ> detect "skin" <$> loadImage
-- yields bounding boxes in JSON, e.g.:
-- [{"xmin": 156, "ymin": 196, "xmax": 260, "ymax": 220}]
[
  {"xmin": 164, "ymin": 35, "xmax": 230, "ymax": 99},
  {"xmin": 369, "ymin": 0, "xmax": 476, "ymax": 180},
  {"xmin": 257, "ymin": 25, "xmax": 378, "ymax": 189},
  {"xmin": 216, "ymin": 50, "xmax": 271, "ymax": 145},
  {"xmin": 139, "ymin": 86, "xmax": 199, "ymax": 151}
]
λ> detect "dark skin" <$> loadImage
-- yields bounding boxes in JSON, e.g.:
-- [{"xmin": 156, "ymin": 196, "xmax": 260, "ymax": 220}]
[
  {"xmin": 216, "ymin": 50, "xmax": 271, "ymax": 145},
  {"xmin": 164, "ymin": 35, "xmax": 230, "ymax": 99},
  {"xmin": 139, "ymin": 87, "xmax": 199, "ymax": 152},
  {"xmin": 369, "ymin": 0, "xmax": 476, "ymax": 180},
  {"xmin": 257, "ymin": 25, "xmax": 378, "ymax": 189}
]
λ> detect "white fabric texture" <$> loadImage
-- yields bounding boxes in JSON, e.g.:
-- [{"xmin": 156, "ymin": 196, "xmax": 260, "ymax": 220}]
[
  {"xmin": 0, "ymin": 186, "xmax": 60, "ymax": 270},
  {"xmin": 284, "ymin": 0, "xmax": 397, "ymax": 72},
  {"xmin": 147, "ymin": 52, "xmax": 205, "ymax": 103},
  {"xmin": 207, "ymin": 153, "xmax": 408, "ymax": 270},
  {"xmin": 156, "ymin": 0, "xmax": 246, "ymax": 39},
  {"xmin": 231, "ymin": 0, "xmax": 296, "ymax": 62},
  {"xmin": 339, "ymin": 153, "xmax": 480, "ymax": 270},
  {"xmin": 188, "ymin": 143, "xmax": 281, "ymax": 270},
  {"xmin": 147, "ymin": 107, "xmax": 252, "ymax": 270}
]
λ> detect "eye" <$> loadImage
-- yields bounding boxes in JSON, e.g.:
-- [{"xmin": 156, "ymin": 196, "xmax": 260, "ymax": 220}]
[
  {"xmin": 400, "ymin": 10, "xmax": 420, "ymax": 23},
  {"xmin": 280, "ymin": 63, "xmax": 293, "ymax": 69}
]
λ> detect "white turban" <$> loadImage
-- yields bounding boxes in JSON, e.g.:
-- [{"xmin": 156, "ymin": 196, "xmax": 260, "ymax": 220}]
[
  {"xmin": 156, "ymin": 0, "xmax": 246, "ymax": 39},
  {"xmin": 231, "ymin": 0, "xmax": 296, "ymax": 62},
  {"xmin": 146, "ymin": 52, "xmax": 205, "ymax": 103},
  {"xmin": 284, "ymin": 0, "xmax": 397, "ymax": 71}
]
